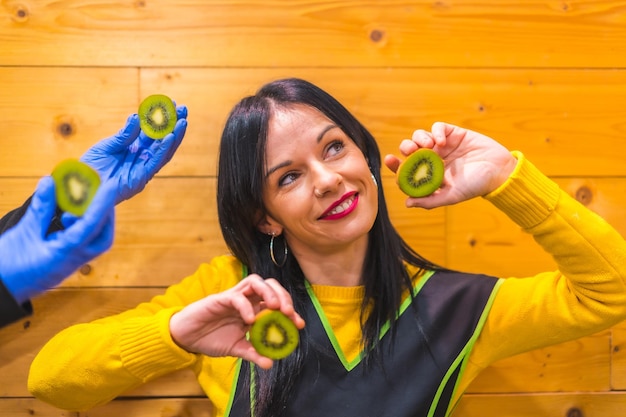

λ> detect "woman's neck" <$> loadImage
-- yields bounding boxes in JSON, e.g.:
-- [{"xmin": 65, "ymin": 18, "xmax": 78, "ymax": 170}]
[{"xmin": 290, "ymin": 239, "xmax": 368, "ymax": 287}]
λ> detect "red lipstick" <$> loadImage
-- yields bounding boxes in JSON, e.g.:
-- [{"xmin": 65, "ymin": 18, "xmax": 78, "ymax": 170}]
[{"xmin": 319, "ymin": 192, "xmax": 358, "ymax": 220}]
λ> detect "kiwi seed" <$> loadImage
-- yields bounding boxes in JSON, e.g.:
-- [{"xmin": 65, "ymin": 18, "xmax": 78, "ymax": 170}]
[
  {"xmin": 51, "ymin": 159, "xmax": 101, "ymax": 216},
  {"xmin": 396, "ymin": 148, "xmax": 444, "ymax": 198},
  {"xmin": 249, "ymin": 309, "xmax": 299, "ymax": 360},
  {"xmin": 138, "ymin": 94, "xmax": 177, "ymax": 139}
]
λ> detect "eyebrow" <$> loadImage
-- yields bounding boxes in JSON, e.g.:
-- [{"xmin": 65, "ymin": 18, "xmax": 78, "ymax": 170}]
[
  {"xmin": 265, "ymin": 123, "xmax": 338, "ymax": 178},
  {"xmin": 265, "ymin": 160, "xmax": 292, "ymax": 179},
  {"xmin": 317, "ymin": 124, "xmax": 338, "ymax": 143}
]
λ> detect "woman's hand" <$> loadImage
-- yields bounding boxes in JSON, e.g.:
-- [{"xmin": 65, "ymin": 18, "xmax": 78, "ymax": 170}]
[
  {"xmin": 169, "ymin": 274, "xmax": 305, "ymax": 369},
  {"xmin": 384, "ymin": 122, "xmax": 518, "ymax": 209}
]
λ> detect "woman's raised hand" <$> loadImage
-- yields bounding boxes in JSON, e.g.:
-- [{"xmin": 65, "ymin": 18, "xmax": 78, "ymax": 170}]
[
  {"xmin": 384, "ymin": 122, "xmax": 518, "ymax": 209},
  {"xmin": 169, "ymin": 274, "xmax": 305, "ymax": 369}
]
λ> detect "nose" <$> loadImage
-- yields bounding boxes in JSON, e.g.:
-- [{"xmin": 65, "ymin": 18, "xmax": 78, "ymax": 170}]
[{"xmin": 312, "ymin": 163, "xmax": 341, "ymax": 198}]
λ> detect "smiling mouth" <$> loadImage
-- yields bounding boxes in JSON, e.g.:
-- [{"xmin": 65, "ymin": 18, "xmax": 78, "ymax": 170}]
[{"xmin": 320, "ymin": 193, "xmax": 358, "ymax": 219}]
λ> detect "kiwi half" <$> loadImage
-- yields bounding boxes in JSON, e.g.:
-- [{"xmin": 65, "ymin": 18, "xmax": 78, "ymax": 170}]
[
  {"xmin": 51, "ymin": 159, "xmax": 101, "ymax": 216},
  {"xmin": 396, "ymin": 148, "xmax": 444, "ymax": 198},
  {"xmin": 249, "ymin": 309, "xmax": 299, "ymax": 360},
  {"xmin": 138, "ymin": 94, "xmax": 177, "ymax": 139}
]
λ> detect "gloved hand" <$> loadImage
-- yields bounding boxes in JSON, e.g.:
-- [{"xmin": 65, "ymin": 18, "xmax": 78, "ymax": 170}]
[
  {"xmin": 80, "ymin": 104, "xmax": 188, "ymax": 204},
  {"xmin": 0, "ymin": 176, "xmax": 116, "ymax": 304}
]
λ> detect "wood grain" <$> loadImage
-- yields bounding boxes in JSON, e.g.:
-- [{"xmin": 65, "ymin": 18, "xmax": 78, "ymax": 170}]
[
  {"xmin": 2, "ymin": 0, "xmax": 626, "ymax": 414},
  {"xmin": 0, "ymin": 67, "xmax": 138, "ymax": 177},
  {"xmin": 2, "ymin": 393, "xmax": 626, "ymax": 417},
  {"xmin": 610, "ymin": 328, "xmax": 626, "ymax": 390},
  {"xmin": 140, "ymin": 67, "xmax": 626, "ymax": 177},
  {"xmin": 2, "ymin": 1, "xmax": 626, "ymax": 68},
  {"xmin": 0, "ymin": 397, "xmax": 212, "ymax": 416},
  {"xmin": 4, "ymin": 67, "xmax": 626, "ymax": 177},
  {"xmin": 454, "ymin": 392, "xmax": 626, "ymax": 417},
  {"xmin": 467, "ymin": 331, "xmax": 612, "ymax": 393}
]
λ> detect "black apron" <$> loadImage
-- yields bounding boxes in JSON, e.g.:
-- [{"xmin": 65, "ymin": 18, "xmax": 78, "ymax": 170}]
[{"xmin": 227, "ymin": 270, "xmax": 500, "ymax": 417}]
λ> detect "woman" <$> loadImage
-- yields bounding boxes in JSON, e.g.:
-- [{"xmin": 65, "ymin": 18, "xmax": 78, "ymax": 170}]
[{"xmin": 28, "ymin": 78, "xmax": 626, "ymax": 417}]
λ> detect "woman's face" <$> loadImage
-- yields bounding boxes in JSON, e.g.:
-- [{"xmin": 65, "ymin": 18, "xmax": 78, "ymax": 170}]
[{"xmin": 259, "ymin": 104, "xmax": 378, "ymax": 257}]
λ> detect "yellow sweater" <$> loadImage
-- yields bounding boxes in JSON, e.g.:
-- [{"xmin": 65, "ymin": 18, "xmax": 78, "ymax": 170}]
[{"xmin": 28, "ymin": 153, "xmax": 626, "ymax": 416}]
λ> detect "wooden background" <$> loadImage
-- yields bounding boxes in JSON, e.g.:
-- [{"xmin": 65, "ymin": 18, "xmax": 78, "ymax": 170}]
[{"xmin": 1, "ymin": 1, "xmax": 626, "ymax": 416}]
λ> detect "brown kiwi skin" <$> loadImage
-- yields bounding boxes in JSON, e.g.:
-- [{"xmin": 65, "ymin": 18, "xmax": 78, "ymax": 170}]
[
  {"xmin": 249, "ymin": 309, "xmax": 299, "ymax": 360},
  {"xmin": 138, "ymin": 94, "xmax": 177, "ymax": 140},
  {"xmin": 396, "ymin": 148, "xmax": 444, "ymax": 198}
]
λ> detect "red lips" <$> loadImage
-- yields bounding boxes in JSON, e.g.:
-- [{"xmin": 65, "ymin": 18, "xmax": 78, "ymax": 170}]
[{"xmin": 319, "ymin": 192, "xmax": 358, "ymax": 220}]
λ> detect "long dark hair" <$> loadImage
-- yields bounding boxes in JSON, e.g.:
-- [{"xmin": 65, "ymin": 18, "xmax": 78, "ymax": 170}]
[{"xmin": 217, "ymin": 78, "xmax": 443, "ymax": 416}]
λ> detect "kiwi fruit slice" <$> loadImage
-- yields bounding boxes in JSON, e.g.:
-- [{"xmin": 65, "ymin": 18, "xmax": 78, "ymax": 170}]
[
  {"xmin": 249, "ymin": 309, "xmax": 299, "ymax": 360},
  {"xmin": 396, "ymin": 148, "xmax": 444, "ymax": 197},
  {"xmin": 51, "ymin": 159, "xmax": 101, "ymax": 216},
  {"xmin": 138, "ymin": 94, "xmax": 177, "ymax": 139}
]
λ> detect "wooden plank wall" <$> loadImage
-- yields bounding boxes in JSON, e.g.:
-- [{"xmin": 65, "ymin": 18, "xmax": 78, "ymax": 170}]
[{"xmin": 1, "ymin": 1, "xmax": 626, "ymax": 416}]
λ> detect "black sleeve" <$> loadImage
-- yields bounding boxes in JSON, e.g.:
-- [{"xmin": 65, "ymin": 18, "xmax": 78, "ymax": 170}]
[
  {"xmin": 0, "ymin": 196, "xmax": 65, "ymax": 235},
  {"xmin": 0, "ymin": 196, "xmax": 64, "ymax": 328},
  {"xmin": 0, "ymin": 278, "xmax": 32, "ymax": 328},
  {"xmin": 0, "ymin": 197, "xmax": 32, "ymax": 235}
]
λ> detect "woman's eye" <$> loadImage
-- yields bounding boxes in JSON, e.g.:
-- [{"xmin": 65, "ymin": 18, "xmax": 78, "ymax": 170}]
[
  {"xmin": 326, "ymin": 140, "xmax": 344, "ymax": 157},
  {"xmin": 279, "ymin": 172, "xmax": 299, "ymax": 187}
]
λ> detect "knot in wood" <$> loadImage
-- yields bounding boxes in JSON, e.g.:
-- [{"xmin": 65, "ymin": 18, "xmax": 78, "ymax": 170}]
[
  {"xmin": 566, "ymin": 407, "xmax": 583, "ymax": 417},
  {"xmin": 369, "ymin": 29, "xmax": 385, "ymax": 43},
  {"xmin": 12, "ymin": 4, "xmax": 29, "ymax": 23},
  {"xmin": 575, "ymin": 186, "xmax": 593, "ymax": 206},
  {"xmin": 80, "ymin": 264, "xmax": 92, "ymax": 276},
  {"xmin": 57, "ymin": 122, "xmax": 74, "ymax": 137}
]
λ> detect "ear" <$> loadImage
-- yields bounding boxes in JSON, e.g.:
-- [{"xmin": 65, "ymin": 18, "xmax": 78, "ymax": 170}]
[{"xmin": 255, "ymin": 212, "xmax": 284, "ymax": 236}]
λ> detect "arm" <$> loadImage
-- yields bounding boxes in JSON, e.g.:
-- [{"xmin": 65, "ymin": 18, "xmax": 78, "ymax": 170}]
[
  {"xmin": 28, "ymin": 256, "xmax": 303, "ymax": 411},
  {"xmin": 0, "ymin": 200, "xmax": 30, "ymax": 235},
  {"xmin": 0, "ymin": 198, "xmax": 65, "ymax": 236},
  {"xmin": 0, "ymin": 200, "xmax": 35, "ymax": 327},
  {"xmin": 27, "ymin": 260, "xmax": 230, "ymax": 411},
  {"xmin": 0, "ymin": 279, "xmax": 32, "ymax": 328},
  {"xmin": 384, "ymin": 122, "xmax": 626, "ymax": 373},
  {"xmin": 472, "ymin": 152, "xmax": 626, "ymax": 366},
  {"xmin": 0, "ymin": 105, "xmax": 188, "ymax": 327},
  {"xmin": 0, "ymin": 177, "xmax": 116, "ymax": 327}
]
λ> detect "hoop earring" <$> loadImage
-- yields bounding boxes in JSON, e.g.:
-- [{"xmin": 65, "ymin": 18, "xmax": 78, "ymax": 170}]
[
  {"xmin": 368, "ymin": 166, "xmax": 378, "ymax": 188},
  {"xmin": 269, "ymin": 233, "xmax": 288, "ymax": 267}
]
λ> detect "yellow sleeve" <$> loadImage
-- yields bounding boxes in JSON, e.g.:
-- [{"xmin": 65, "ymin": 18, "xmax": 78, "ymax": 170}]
[
  {"xmin": 27, "ymin": 255, "xmax": 243, "ymax": 411},
  {"xmin": 460, "ymin": 152, "xmax": 626, "ymax": 390}
]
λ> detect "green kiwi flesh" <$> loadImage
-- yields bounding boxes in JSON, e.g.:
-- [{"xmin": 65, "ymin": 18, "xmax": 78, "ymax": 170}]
[
  {"xmin": 138, "ymin": 94, "xmax": 177, "ymax": 139},
  {"xmin": 396, "ymin": 148, "xmax": 444, "ymax": 197},
  {"xmin": 51, "ymin": 159, "xmax": 101, "ymax": 216},
  {"xmin": 249, "ymin": 309, "xmax": 299, "ymax": 360}
]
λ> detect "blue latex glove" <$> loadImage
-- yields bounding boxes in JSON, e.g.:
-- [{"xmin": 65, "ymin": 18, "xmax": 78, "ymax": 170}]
[
  {"xmin": 0, "ymin": 176, "xmax": 116, "ymax": 304},
  {"xmin": 80, "ymin": 104, "xmax": 188, "ymax": 204}
]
